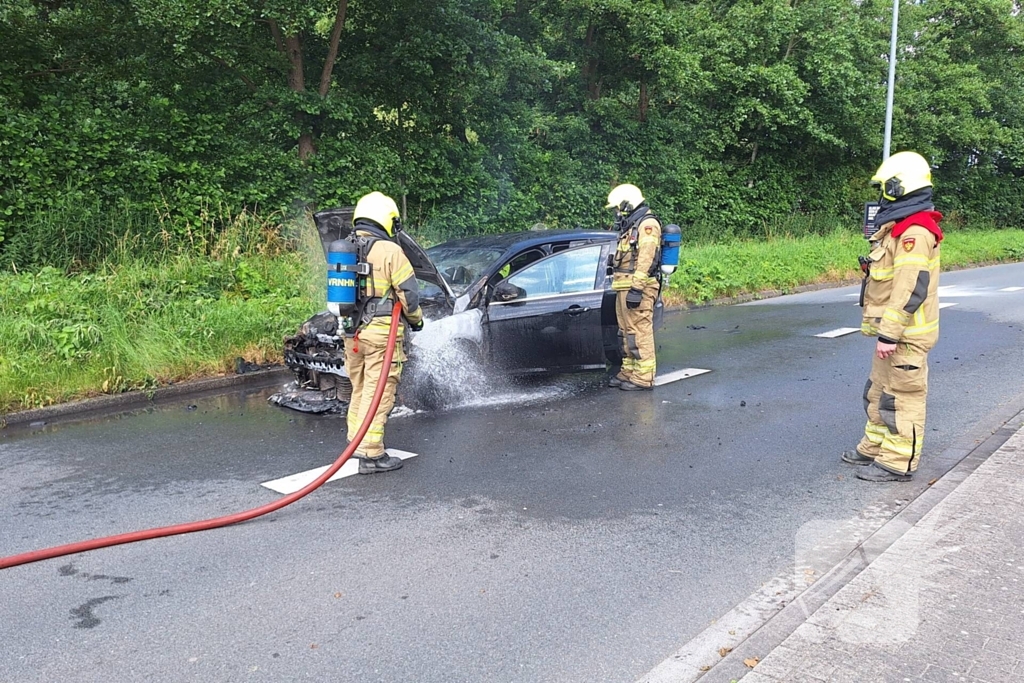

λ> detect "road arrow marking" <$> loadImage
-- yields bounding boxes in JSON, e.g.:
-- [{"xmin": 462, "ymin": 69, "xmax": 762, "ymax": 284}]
[
  {"xmin": 815, "ymin": 327, "xmax": 860, "ymax": 339},
  {"xmin": 261, "ymin": 449, "xmax": 419, "ymax": 494},
  {"xmin": 654, "ymin": 368, "xmax": 711, "ymax": 387}
]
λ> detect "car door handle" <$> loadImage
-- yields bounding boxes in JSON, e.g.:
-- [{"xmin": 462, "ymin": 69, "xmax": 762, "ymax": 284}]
[{"xmin": 564, "ymin": 305, "xmax": 590, "ymax": 316}]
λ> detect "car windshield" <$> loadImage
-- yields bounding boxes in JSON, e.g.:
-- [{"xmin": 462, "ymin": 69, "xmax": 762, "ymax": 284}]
[{"xmin": 425, "ymin": 245, "xmax": 505, "ymax": 295}]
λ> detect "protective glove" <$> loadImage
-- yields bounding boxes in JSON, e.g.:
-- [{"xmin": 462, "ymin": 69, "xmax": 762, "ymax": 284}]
[
  {"xmin": 408, "ymin": 318, "xmax": 425, "ymax": 332},
  {"xmin": 625, "ymin": 288, "xmax": 644, "ymax": 309}
]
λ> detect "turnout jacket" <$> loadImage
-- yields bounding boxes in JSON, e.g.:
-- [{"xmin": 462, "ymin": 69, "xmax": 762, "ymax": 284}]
[
  {"xmin": 611, "ymin": 212, "xmax": 662, "ymax": 293},
  {"xmin": 355, "ymin": 228, "xmax": 423, "ymax": 341},
  {"xmin": 861, "ymin": 217, "xmax": 941, "ymax": 351}
]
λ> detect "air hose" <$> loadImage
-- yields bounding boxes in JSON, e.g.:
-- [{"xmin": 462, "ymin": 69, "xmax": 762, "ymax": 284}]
[{"xmin": 0, "ymin": 303, "xmax": 404, "ymax": 571}]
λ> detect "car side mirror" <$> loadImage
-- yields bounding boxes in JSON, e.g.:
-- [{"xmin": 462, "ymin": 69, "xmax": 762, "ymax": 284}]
[{"xmin": 494, "ymin": 280, "xmax": 526, "ymax": 302}]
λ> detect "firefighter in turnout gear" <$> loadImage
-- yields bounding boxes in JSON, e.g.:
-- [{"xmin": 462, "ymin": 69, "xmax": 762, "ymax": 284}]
[
  {"xmin": 843, "ymin": 152, "xmax": 943, "ymax": 483},
  {"xmin": 606, "ymin": 184, "xmax": 662, "ymax": 390},
  {"xmin": 345, "ymin": 192, "xmax": 424, "ymax": 474}
]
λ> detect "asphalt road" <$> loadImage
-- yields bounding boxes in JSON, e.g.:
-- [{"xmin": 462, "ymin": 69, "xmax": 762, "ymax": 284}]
[{"xmin": 2, "ymin": 262, "xmax": 1023, "ymax": 683}]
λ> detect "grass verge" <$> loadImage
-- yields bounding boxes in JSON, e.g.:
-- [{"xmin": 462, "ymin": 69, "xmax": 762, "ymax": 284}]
[
  {"xmin": 1, "ymin": 226, "xmax": 1022, "ymax": 415},
  {"xmin": 0, "ymin": 218, "xmax": 324, "ymax": 415}
]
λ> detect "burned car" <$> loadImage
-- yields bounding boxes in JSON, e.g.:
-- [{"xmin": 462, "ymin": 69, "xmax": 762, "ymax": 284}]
[{"xmin": 271, "ymin": 210, "xmax": 663, "ymax": 412}]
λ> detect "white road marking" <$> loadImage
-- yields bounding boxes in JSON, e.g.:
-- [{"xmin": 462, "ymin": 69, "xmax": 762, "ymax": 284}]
[
  {"xmin": 261, "ymin": 449, "xmax": 419, "ymax": 494},
  {"xmin": 1000, "ymin": 286, "xmax": 1024, "ymax": 292},
  {"xmin": 936, "ymin": 285, "xmax": 983, "ymax": 297},
  {"xmin": 845, "ymin": 292, "xmax": 860, "ymax": 297},
  {"xmin": 654, "ymin": 368, "xmax": 711, "ymax": 387},
  {"xmin": 815, "ymin": 327, "xmax": 860, "ymax": 339}
]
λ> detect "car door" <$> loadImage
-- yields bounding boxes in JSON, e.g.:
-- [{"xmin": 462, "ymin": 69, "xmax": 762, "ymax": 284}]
[{"xmin": 485, "ymin": 244, "xmax": 606, "ymax": 373}]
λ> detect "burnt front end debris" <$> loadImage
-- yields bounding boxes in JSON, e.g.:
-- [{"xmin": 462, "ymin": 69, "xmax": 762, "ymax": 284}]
[{"xmin": 269, "ymin": 312, "xmax": 352, "ymax": 414}]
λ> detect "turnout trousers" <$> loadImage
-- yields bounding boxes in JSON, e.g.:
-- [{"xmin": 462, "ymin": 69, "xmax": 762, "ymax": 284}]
[
  {"xmin": 856, "ymin": 344, "xmax": 929, "ymax": 474},
  {"xmin": 344, "ymin": 326, "xmax": 404, "ymax": 459},
  {"xmin": 614, "ymin": 287, "xmax": 658, "ymax": 388}
]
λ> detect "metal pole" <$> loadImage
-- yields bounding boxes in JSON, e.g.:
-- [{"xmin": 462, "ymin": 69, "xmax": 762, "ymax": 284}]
[{"xmin": 883, "ymin": 0, "xmax": 900, "ymax": 160}]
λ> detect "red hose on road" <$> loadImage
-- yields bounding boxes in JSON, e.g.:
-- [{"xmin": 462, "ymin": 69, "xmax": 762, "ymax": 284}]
[{"xmin": 0, "ymin": 303, "xmax": 404, "ymax": 571}]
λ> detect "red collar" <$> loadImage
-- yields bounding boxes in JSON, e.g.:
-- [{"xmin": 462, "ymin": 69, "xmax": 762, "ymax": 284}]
[{"xmin": 891, "ymin": 211, "xmax": 944, "ymax": 243}]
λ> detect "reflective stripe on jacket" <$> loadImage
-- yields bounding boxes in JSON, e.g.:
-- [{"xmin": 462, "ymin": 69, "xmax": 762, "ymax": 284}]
[
  {"xmin": 611, "ymin": 215, "xmax": 662, "ymax": 292},
  {"xmin": 356, "ymin": 230, "xmax": 423, "ymax": 337},
  {"xmin": 861, "ymin": 222, "xmax": 940, "ymax": 350}
]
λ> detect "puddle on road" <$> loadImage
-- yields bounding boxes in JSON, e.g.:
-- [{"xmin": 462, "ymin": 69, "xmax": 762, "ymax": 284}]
[
  {"xmin": 437, "ymin": 382, "xmax": 578, "ymax": 411},
  {"xmin": 391, "ymin": 379, "xmax": 584, "ymax": 418}
]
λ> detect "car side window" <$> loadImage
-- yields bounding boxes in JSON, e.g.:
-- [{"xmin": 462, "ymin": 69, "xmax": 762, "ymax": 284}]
[
  {"xmin": 503, "ymin": 245, "xmax": 602, "ymax": 299},
  {"xmin": 494, "ymin": 248, "xmax": 545, "ymax": 282}
]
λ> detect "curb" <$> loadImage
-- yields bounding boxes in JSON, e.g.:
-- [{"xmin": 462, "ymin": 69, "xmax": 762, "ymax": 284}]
[
  {"xmin": 1, "ymin": 367, "xmax": 291, "ymax": 429},
  {"xmin": 677, "ymin": 397, "xmax": 1024, "ymax": 683}
]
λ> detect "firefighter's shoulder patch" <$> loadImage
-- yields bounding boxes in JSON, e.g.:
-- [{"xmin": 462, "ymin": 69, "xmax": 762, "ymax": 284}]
[
  {"xmin": 902, "ymin": 237, "xmax": 916, "ymax": 252},
  {"xmin": 644, "ymin": 226, "xmax": 653, "ymax": 234}
]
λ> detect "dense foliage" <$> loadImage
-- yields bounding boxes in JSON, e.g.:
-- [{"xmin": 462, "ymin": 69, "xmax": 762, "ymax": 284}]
[{"xmin": 2, "ymin": 0, "xmax": 1023, "ymax": 268}]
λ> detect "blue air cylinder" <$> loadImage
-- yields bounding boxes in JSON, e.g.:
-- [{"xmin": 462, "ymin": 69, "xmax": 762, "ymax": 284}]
[
  {"xmin": 326, "ymin": 239, "xmax": 359, "ymax": 317},
  {"xmin": 661, "ymin": 223, "xmax": 682, "ymax": 275}
]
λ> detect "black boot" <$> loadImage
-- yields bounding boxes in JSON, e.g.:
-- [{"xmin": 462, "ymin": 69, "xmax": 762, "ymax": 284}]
[
  {"xmin": 608, "ymin": 375, "xmax": 624, "ymax": 388},
  {"xmin": 856, "ymin": 463, "xmax": 912, "ymax": 483},
  {"xmin": 359, "ymin": 453, "xmax": 404, "ymax": 474},
  {"xmin": 620, "ymin": 380, "xmax": 653, "ymax": 391},
  {"xmin": 841, "ymin": 450, "xmax": 875, "ymax": 466}
]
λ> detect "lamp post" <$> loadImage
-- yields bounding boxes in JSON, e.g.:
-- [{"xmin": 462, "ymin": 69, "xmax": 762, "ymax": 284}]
[{"xmin": 883, "ymin": 0, "xmax": 900, "ymax": 161}]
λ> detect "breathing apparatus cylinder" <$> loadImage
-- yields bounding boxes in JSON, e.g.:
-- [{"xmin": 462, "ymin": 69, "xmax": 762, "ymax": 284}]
[
  {"xmin": 326, "ymin": 239, "xmax": 360, "ymax": 317},
  {"xmin": 660, "ymin": 224, "xmax": 682, "ymax": 275}
]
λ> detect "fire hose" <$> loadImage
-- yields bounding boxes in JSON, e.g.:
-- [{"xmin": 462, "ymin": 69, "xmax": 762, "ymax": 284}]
[{"xmin": 0, "ymin": 303, "xmax": 403, "ymax": 571}]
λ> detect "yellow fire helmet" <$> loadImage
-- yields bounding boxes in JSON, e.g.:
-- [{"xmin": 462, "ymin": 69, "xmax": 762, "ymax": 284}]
[
  {"xmin": 606, "ymin": 183, "xmax": 645, "ymax": 213},
  {"xmin": 871, "ymin": 151, "xmax": 932, "ymax": 201},
  {"xmin": 353, "ymin": 191, "xmax": 401, "ymax": 236}
]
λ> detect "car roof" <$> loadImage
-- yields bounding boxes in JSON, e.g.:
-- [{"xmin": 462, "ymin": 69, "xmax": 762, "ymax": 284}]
[{"xmin": 427, "ymin": 229, "xmax": 615, "ymax": 254}]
